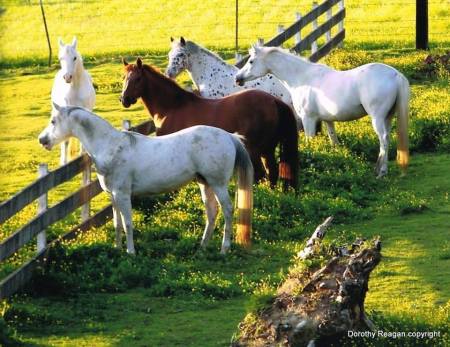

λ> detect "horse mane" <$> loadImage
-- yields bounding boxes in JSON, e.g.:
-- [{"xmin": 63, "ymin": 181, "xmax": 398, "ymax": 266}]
[
  {"xmin": 67, "ymin": 106, "xmax": 89, "ymax": 116},
  {"xmin": 186, "ymin": 40, "xmax": 226, "ymax": 63},
  {"xmin": 262, "ymin": 46, "xmax": 314, "ymax": 64},
  {"xmin": 143, "ymin": 64, "xmax": 197, "ymax": 99}
]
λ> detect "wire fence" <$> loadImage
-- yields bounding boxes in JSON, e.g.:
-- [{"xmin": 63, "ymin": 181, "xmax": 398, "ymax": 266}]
[{"xmin": 0, "ymin": 0, "xmax": 449, "ymax": 63}]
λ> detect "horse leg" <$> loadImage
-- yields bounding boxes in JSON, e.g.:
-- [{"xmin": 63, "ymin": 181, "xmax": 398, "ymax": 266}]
[
  {"xmin": 60, "ymin": 140, "xmax": 69, "ymax": 165},
  {"xmin": 210, "ymin": 185, "xmax": 233, "ymax": 254},
  {"xmin": 325, "ymin": 121, "xmax": 340, "ymax": 146},
  {"xmin": 371, "ymin": 116, "xmax": 389, "ymax": 178},
  {"xmin": 301, "ymin": 116, "xmax": 318, "ymax": 138},
  {"xmin": 249, "ymin": 150, "xmax": 265, "ymax": 182},
  {"xmin": 112, "ymin": 202, "xmax": 123, "ymax": 249},
  {"xmin": 113, "ymin": 192, "xmax": 135, "ymax": 254},
  {"xmin": 198, "ymin": 182, "xmax": 219, "ymax": 248},
  {"xmin": 261, "ymin": 152, "xmax": 278, "ymax": 188}
]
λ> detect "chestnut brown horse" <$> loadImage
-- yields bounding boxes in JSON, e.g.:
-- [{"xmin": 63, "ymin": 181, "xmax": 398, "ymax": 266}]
[{"xmin": 120, "ymin": 58, "xmax": 299, "ymax": 191}]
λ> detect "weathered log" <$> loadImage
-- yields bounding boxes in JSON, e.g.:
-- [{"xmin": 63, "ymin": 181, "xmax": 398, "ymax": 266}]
[
  {"xmin": 232, "ymin": 223, "xmax": 381, "ymax": 347},
  {"xmin": 297, "ymin": 216, "xmax": 333, "ymax": 259}
]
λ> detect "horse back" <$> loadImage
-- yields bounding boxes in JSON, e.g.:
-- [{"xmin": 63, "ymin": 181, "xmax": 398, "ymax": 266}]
[{"xmin": 157, "ymin": 89, "xmax": 281, "ymax": 150}]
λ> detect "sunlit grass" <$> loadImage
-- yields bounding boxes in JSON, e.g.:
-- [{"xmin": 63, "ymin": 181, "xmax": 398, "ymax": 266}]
[
  {"xmin": 0, "ymin": 1, "xmax": 449, "ymax": 345},
  {"xmin": 0, "ymin": 0, "xmax": 448, "ymax": 66}
]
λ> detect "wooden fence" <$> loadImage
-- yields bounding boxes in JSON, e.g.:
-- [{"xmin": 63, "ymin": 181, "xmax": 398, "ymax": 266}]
[
  {"xmin": 0, "ymin": 120, "xmax": 155, "ymax": 299},
  {"xmin": 235, "ymin": 0, "xmax": 345, "ymax": 67},
  {"xmin": 0, "ymin": 0, "xmax": 345, "ymax": 300}
]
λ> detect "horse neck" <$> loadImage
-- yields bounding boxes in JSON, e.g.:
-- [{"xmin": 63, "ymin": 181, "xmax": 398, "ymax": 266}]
[
  {"xmin": 71, "ymin": 57, "xmax": 87, "ymax": 87},
  {"xmin": 265, "ymin": 50, "xmax": 320, "ymax": 87},
  {"xmin": 70, "ymin": 110, "xmax": 121, "ymax": 160},
  {"xmin": 188, "ymin": 50, "xmax": 236, "ymax": 88},
  {"xmin": 141, "ymin": 68, "xmax": 193, "ymax": 115}
]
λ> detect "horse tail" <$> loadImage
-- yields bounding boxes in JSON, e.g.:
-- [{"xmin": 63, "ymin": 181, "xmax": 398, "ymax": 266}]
[
  {"xmin": 275, "ymin": 99, "xmax": 299, "ymax": 192},
  {"xmin": 231, "ymin": 134, "xmax": 254, "ymax": 248},
  {"xmin": 395, "ymin": 73, "xmax": 410, "ymax": 174}
]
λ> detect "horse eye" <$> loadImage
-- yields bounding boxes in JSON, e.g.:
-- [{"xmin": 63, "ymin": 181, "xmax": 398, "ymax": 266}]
[
  {"xmin": 51, "ymin": 119, "xmax": 56, "ymax": 125},
  {"xmin": 73, "ymin": 57, "xmax": 77, "ymax": 61},
  {"xmin": 249, "ymin": 60, "xmax": 254, "ymax": 64}
]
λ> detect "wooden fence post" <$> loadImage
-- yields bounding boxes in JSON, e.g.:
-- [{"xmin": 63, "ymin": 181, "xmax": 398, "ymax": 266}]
[
  {"xmin": 37, "ymin": 164, "xmax": 48, "ymax": 252},
  {"xmin": 326, "ymin": 6, "xmax": 332, "ymax": 43},
  {"xmin": 416, "ymin": 0, "xmax": 428, "ymax": 50},
  {"xmin": 81, "ymin": 159, "xmax": 91, "ymax": 222},
  {"xmin": 338, "ymin": 0, "xmax": 344, "ymax": 47},
  {"xmin": 277, "ymin": 25, "xmax": 285, "ymax": 47},
  {"xmin": 295, "ymin": 12, "xmax": 302, "ymax": 45},
  {"xmin": 311, "ymin": 1, "xmax": 318, "ymax": 54},
  {"xmin": 122, "ymin": 119, "xmax": 131, "ymax": 131},
  {"xmin": 39, "ymin": 0, "xmax": 52, "ymax": 67}
]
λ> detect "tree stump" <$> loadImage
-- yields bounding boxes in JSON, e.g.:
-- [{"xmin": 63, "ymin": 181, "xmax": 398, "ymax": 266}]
[{"xmin": 232, "ymin": 218, "xmax": 382, "ymax": 347}]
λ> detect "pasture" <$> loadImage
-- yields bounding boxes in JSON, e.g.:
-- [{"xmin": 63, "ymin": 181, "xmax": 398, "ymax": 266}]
[{"xmin": 0, "ymin": 0, "xmax": 449, "ymax": 346}]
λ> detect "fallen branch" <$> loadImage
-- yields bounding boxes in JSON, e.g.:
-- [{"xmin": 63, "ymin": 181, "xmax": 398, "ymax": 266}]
[
  {"xmin": 232, "ymin": 222, "xmax": 382, "ymax": 347},
  {"xmin": 297, "ymin": 216, "xmax": 334, "ymax": 259}
]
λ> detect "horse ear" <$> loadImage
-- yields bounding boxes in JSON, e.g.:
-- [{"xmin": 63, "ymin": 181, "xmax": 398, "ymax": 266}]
[
  {"xmin": 58, "ymin": 37, "xmax": 64, "ymax": 48},
  {"xmin": 53, "ymin": 102, "xmax": 61, "ymax": 112},
  {"xmin": 180, "ymin": 37, "xmax": 186, "ymax": 46},
  {"xmin": 122, "ymin": 57, "xmax": 129, "ymax": 66},
  {"xmin": 136, "ymin": 57, "xmax": 143, "ymax": 69},
  {"xmin": 71, "ymin": 36, "xmax": 77, "ymax": 49},
  {"xmin": 170, "ymin": 36, "xmax": 174, "ymax": 42}
]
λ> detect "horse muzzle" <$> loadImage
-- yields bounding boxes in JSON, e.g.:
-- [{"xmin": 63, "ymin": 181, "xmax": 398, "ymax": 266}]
[
  {"xmin": 38, "ymin": 136, "xmax": 52, "ymax": 150},
  {"xmin": 63, "ymin": 74, "xmax": 73, "ymax": 83},
  {"xmin": 165, "ymin": 69, "xmax": 175, "ymax": 79},
  {"xmin": 235, "ymin": 76, "xmax": 245, "ymax": 86},
  {"xmin": 120, "ymin": 95, "xmax": 136, "ymax": 108}
]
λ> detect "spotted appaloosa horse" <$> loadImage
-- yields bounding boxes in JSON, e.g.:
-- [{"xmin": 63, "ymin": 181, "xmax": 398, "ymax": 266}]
[
  {"xmin": 121, "ymin": 58, "xmax": 299, "ymax": 191},
  {"xmin": 165, "ymin": 37, "xmax": 302, "ymax": 129}
]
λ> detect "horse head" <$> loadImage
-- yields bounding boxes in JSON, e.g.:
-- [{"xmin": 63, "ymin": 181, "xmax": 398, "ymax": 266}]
[
  {"xmin": 58, "ymin": 37, "xmax": 81, "ymax": 83},
  {"xmin": 39, "ymin": 103, "xmax": 73, "ymax": 150},
  {"xmin": 235, "ymin": 45, "xmax": 269, "ymax": 86},
  {"xmin": 165, "ymin": 36, "xmax": 190, "ymax": 79},
  {"xmin": 121, "ymin": 58, "xmax": 145, "ymax": 108}
]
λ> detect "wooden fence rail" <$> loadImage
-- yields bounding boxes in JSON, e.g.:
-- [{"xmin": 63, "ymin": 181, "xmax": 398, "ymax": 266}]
[
  {"xmin": 0, "ymin": 155, "xmax": 90, "ymax": 225},
  {"xmin": 236, "ymin": 0, "xmax": 345, "ymax": 67},
  {"xmin": 0, "ymin": 179, "xmax": 103, "ymax": 261},
  {"xmin": 0, "ymin": 118, "xmax": 155, "ymax": 299},
  {"xmin": 0, "ymin": 205, "xmax": 112, "ymax": 299}
]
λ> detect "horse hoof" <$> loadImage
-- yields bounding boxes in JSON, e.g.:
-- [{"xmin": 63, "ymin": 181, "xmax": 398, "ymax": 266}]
[
  {"xmin": 220, "ymin": 246, "xmax": 230, "ymax": 255},
  {"xmin": 376, "ymin": 171, "xmax": 387, "ymax": 179}
]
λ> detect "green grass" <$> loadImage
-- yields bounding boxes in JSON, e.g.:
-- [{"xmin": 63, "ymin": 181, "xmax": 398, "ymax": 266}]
[
  {"xmin": 1, "ymin": 1, "xmax": 449, "ymax": 345},
  {"xmin": 0, "ymin": 0, "xmax": 448, "ymax": 67},
  {"xmin": 1, "ymin": 47, "xmax": 449, "ymax": 346},
  {"xmin": 2, "ymin": 154, "xmax": 449, "ymax": 346}
]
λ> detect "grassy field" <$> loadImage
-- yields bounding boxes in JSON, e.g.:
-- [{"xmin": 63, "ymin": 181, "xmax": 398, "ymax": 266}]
[
  {"xmin": 0, "ymin": 0, "xmax": 450, "ymax": 346},
  {"xmin": 0, "ymin": 0, "xmax": 448, "ymax": 66}
]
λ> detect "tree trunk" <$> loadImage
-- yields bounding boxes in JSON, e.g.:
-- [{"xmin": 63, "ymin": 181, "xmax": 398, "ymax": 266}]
[{"xmin": 232, "ymin": 218, "xmax": 382, "ymax": 347}]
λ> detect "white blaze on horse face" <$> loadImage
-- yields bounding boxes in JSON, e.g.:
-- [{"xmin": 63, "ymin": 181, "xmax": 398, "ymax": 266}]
[
  {"xmin": 166, "ymin": 43, "xmax": 189, "ymax": 78},
  {"xmin": 58, "ymin": 39, "xmax": 80, "ymax": 84}
]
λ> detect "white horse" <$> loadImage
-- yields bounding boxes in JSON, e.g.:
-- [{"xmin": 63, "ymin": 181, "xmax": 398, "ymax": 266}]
[
  {"xmin": 51, "ymin": 37, "xmax": 96, "ymax": 165},
  {"xmin": 165, "ymin": 37, "xmax": 302, "ymax": 129},
  {"xmin": 235, "ymin": 45, "xmax": 410, "ymax": 177},
  {"xmin": 38, "ymin": 104, "xmax": 253, "ymax": 254}
]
